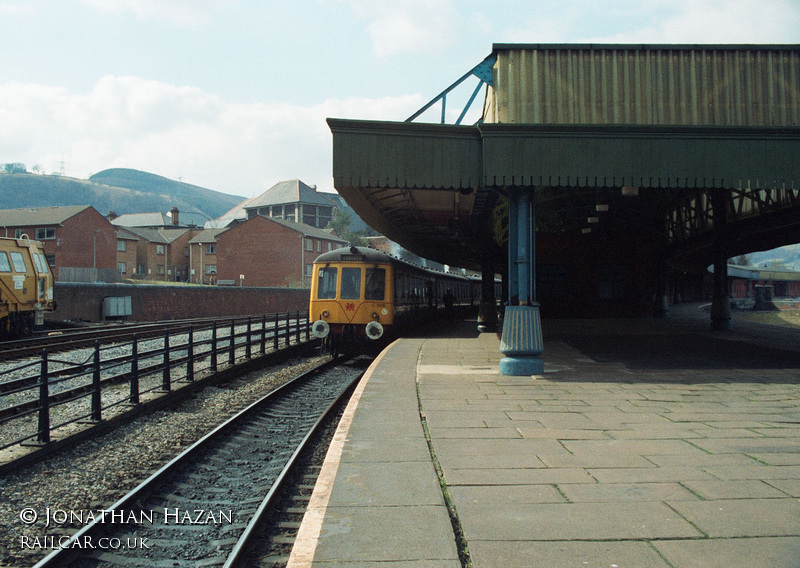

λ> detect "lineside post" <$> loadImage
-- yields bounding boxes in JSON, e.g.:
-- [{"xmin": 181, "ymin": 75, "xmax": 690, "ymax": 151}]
[
  {"xmin": 37, "ymin": 349, "xmax": 51, "ymax": 444},
  {"xmin": 91, "ymin": 341, "xmax": 102, "ymax": 420},
  {"xmin": 211, "ymin": 321, "xmax": 218, "ymax": 373},
  {"xmin": 130, "ymin": 334, "xmax": 140, "ymax": 404},
  {"xmin": 162, "ymin": 331, "xmax": 171, "ymax": 391},
  {"xmin": 187, "ymin": 326, "xmax": 195, "ymax": 381}
]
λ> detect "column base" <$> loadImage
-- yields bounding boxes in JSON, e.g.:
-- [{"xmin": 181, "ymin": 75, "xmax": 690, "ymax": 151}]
[
  {"xmin": 500, "ymin": 356, "xmax": 544, "ymax": 376},
  {"xmin": 499, "ymin": 305, "xmax": 544, "ymax": 376}
]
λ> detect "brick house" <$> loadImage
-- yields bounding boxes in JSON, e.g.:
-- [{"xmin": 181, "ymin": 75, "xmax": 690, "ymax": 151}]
[
  {"xmin": 115, "ymin": 228, "xmax": 140, "ymax": 278},
  {"xmin": 123, "ymin": 227, "xmax": 195, "ymax": 282},
  {"xmin": 215, "ymin": 216, "xmax": 346, "ymax": 287},
  {"xmin": 0, "ymin": 205, "xmax": 116, "ymax": 281},
  {"xmin": 244, "ymin": 179, "xmax": 336, "ymax": 229},
  {"xmin": 188, "ymin": 228, "xmax": 227, "ymax": 284}
]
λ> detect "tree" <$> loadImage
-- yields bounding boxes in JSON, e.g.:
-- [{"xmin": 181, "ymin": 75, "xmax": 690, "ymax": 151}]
[
  {"xmin": 2, "ymin": 163, "xmax": 27, "ymax": 174},
  {"xmin": 327, "ymin": 209, "xmax": 368, "ymax": 246}
]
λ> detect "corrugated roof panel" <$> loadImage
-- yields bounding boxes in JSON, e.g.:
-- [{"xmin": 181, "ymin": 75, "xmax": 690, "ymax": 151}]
[{"xmin": 489, "ymin": 45, "xmax": 800, "ymax": 127}]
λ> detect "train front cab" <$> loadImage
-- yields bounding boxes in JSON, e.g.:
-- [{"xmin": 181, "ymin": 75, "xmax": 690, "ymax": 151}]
[
  {"xmin": 310, "ymin": 255, "xmax": 394, "ymax": 353},
  {"xmin": 0, "ymin": 237, "xmax": 55, "ymax": 338}
]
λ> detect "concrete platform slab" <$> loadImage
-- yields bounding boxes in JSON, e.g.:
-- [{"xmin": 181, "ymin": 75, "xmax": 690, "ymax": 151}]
[
  {"xmin": 470, "ymin": 540, "xmax": 673, "ymax": 568},
  {"xmin": 287, "ymin": 309, "xmax": 800, "ymax": 567},
  {"xmin": 654, "ymin": 537, "xmax": 800, "ymax": 568}
]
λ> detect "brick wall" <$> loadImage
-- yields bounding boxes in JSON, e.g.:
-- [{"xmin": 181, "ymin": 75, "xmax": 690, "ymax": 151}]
[
  {"xmin": 51, "ymin": 282, "xmax": 310, "ymax": 322},
  {"xmin": 217, "ymin": 216, "xmax": 302, "ymax": 287}
]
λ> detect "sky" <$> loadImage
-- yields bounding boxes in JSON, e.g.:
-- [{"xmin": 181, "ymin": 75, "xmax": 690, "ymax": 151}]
[{"xmin": 1, "ymin": 0, "xmax": 799, "ymax": 199}]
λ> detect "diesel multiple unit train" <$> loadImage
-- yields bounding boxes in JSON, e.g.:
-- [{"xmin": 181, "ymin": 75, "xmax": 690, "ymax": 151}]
[
  {"xmin": 309, "ymin": 246, "xmax": 481, "ymax": 353},
  {"xmin": 0, "ymin": 236, "xmax": 55, "ymax": 338}
]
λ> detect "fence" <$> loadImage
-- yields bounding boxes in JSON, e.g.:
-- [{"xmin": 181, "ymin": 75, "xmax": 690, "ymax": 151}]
[{"xmin": 0, "ymin": 311, "xmax": 310, "ymax": 452}]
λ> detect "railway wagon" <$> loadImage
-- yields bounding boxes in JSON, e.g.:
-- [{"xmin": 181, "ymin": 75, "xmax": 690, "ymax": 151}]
[
  {"xmin": 309, "ymin": 246, "xmax": 475, "ymax": 353},
  {"xmin": 0, "ymin": 236, "xmax": 55, "ymax": 338}
]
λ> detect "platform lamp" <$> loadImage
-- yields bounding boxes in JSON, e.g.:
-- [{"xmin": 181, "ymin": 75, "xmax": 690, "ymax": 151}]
[{"xmin": 499, "ymin": 187, "xmax": 544, "ymax": 376}]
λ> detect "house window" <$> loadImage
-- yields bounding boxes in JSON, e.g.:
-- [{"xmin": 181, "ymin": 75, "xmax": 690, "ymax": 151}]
[
  {"xmin": 185, "ymin": 247, "xmax": 189, "ymax": 257},
  {"xmin": 328, "ymin": 242, "xmax": 333, "ymax": 251},
  {"xmin": 118, "ymin": 262, "xmax": 127, "ymax": 274},
  {"xmin": 304, "ymin": 264, "xmax": 313, "ymax": 278},
  {"xmin": 47, "ymin": 254, "xmax": 56, "ymax": 267},
  {"xmin": 317, "ymin": 240, "xmax": 322, "ymax": 252},
  {"xmin": 157, "ymin": 264, "xmax": 165, "ymax": 275},
  {"xmin": 205, "ymin": 244, "xmax": 216, "ymax": 254},
  {"xmin": 117, "ymin": 240, "xmax": 127, "ymax": 252},
  {"xmin": 303, "ymin": 204, "xmax": 317, "ymax": 226},
  {"xmin": 205, "ymin": 264, "xmax": 217, "ymax": 275},
  {"xmin": 35, "ymin": 227, "xmax": 55, "ymax": 240},
  {"xmin": 14, "ymin": 229, "xmax": 23, "ymax": 238},
  {"xmin": 304, "ymin": 238, "xmax": 313, "ymax": 251},
  {"xmin": 156, "ymin": 245, "xmax": 165, "ymax": 255}
]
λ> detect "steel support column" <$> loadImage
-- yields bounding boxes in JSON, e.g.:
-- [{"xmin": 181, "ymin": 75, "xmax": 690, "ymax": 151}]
[
  {"xmin": 500, "ymin": 188, "xmax": 544, "ymax": 376},
  {"xmin": 477, "ymin": 255, "xmax": 498, "ymax": 332},
  {"xmin": 710, "ymin": 188, "xmax": 732, "ymax": 331}
]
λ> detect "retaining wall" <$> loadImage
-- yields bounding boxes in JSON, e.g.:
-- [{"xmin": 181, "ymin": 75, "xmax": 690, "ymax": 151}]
[{"xmin": 50, "ymin": 283, "xmax": 310, "ymax": 323}]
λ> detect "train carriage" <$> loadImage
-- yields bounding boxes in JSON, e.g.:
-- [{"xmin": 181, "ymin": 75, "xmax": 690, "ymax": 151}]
[{"xmin": 309, "ymin": 246, "xmax": 475, "ymax": 353}]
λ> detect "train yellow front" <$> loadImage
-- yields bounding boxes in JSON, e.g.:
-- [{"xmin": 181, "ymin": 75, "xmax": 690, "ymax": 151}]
[{"xmin": 309, "ymin": 246, "xmax": 476, "ymax": 353}]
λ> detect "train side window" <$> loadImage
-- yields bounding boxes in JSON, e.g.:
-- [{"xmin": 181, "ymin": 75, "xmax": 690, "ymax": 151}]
[
  {"xmin": 317, "ymin": 267, "xmax": 337, "ymax": 299},
  {"xmin": 31, "ymin": 253, "xmax": 44, "ymax": 273},
  {"xmin": 0, "ymin": 252, "xmax": 11, "ymax": 272},
  {"xmin": 341, "ymin": 267, "xmax": 361, "ymax": 300},
  {"xmin": 10, "ymin": 252, "xmax": 27, "ymax": 273},
  {"xmin": 365, "ymin": 268, "xmax": 385, "ymax": 301}
]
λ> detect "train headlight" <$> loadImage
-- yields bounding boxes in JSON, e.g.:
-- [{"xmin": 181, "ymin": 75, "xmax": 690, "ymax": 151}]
[
  {"xmin": 365, "ymin": 321, "xmax": 384, "ymax": 340},
  {"xmin": 322, "ymin": 310, "xmax": 329, "ymax": 318},
  {"xmin": 312, "ymin": 320, "xmax": 330, "ymax": 339},
  {"xmin": 371, "ymin": 311, "xmax": 379, "ymax": 320}
]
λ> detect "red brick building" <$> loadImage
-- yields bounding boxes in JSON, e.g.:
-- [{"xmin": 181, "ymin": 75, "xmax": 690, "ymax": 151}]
[
  {"xmin": 0, "ymin": 205, "xmax": 116, "ymax": 281},
  {"xmin": 123, "ymin": 227, "xmax": 196, "ymax": 282},
  {"xmin": 188, "ymin": 228, "xmax": 226, "ymax": 284},
  {"xmin": 215, "ymin": 216, "xmax": 346, "ymax": 287},
  {"xmin": 114, "ymin": 228, "xmax": 140, "ymax": 278}
]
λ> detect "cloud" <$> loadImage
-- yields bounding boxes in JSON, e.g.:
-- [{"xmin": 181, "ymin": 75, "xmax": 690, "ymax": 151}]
[
  {"xmin": 498, "ymin": 0, "xmax": 800, "ymax": 44},
  {"xmin": 0, "ymin": 76, "xmax": 423, "ymax": 197},
  {"xmin": 345, "ymin": 0, "xmax": 458, "ymax": 57},
  {"xmin": 77, "ymin": 0, "xmax": 231, "ymax": 27}
]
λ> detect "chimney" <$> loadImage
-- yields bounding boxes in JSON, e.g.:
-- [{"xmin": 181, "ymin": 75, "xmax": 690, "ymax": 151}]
[
  {"xmin": 170, "ymin": 207, "xmax": 179, "ymax": 226},
  {"xmin": 107, "ymin": 211, "xmax": 118, "ymax": 221}
]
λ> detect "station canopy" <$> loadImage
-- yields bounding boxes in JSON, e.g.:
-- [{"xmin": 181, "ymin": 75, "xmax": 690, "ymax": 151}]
[{"xmin": 329, "ymin": 44, "xmax": 800, "ymax": 270}]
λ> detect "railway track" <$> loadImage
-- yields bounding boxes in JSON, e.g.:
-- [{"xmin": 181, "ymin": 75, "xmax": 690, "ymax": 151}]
[{"xmin": 31, "ymin": 356, "xmax": 367, "ymax": 568}]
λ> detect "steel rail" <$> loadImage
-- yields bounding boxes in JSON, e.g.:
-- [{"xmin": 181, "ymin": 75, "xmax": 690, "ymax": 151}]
[
  {"xmin": 30, "ymin": 356, "xmax": 363, "ymax": 568},
  {"xmin": 223, "ymin": 358, "xmax": 359, "ymax": 567}
]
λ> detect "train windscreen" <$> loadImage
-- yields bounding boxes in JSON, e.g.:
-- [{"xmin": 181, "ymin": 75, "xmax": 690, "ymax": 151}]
[
  {"xmin": 341, "ymin": 267, "xmax": 361, "ymax": 300},
  {"xmin": 317, "ymin": 267, "xmax": 337, "ymax": 299}
]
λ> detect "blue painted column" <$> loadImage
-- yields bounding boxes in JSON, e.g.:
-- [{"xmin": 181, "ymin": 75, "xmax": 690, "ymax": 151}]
[{"xmin": 500, "ymin": 188, "xmax": 544, "ymax": 376}]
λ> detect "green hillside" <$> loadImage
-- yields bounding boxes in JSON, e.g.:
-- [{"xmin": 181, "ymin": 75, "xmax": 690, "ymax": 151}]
[{"xmin": 0, "ymin": 168, "xmax": 245, "ymax": 220}]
